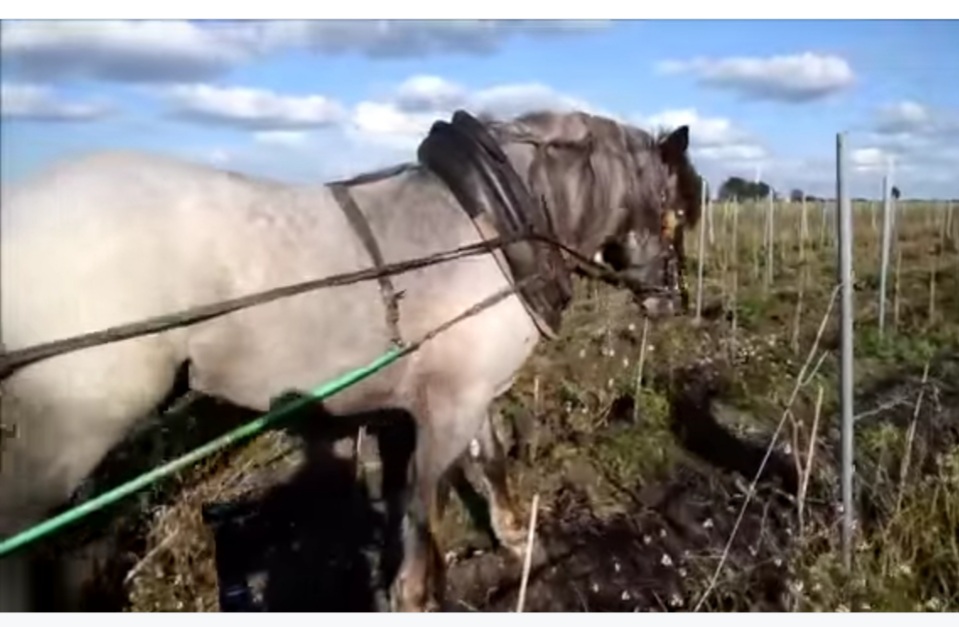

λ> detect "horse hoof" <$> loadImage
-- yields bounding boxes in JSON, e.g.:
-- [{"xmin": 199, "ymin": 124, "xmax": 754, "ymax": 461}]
[
  {"xmin": 499, "ymin": 530, "xmax": 528, "ymax": 560},
  {"xmin": 491, "ymin": 507, "xmax": 529, "ymax": 559},
  {"xmin": 388, "ymin": 576, "xmax": 440, "ymax": 612},
  {"xmin": 495, "ymin": 513, "xmax": 549, "ymax": 568}
]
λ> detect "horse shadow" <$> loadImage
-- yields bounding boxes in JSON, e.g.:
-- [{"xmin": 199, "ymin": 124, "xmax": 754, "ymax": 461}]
[
  {"xmin": 36, "ymin": 377, "xmax": 504, "ymax": 613},
  {"xmin": 207, "ymin": 393, "xmax": 506, "ymax": 612},
  {"xmin": 199, "ymin": 393, "xmax": 422, "ymax": 612},
  {"xmin": 32, "ymin": 388, "xmax": 419, "ymax": 612},
  {"xmin": 41, "ymin": 359, "xmax": 802, "ymax": 612},
  {"xmin": 212, "ymin": 366, "xmax": 801, "ymax": 613}
]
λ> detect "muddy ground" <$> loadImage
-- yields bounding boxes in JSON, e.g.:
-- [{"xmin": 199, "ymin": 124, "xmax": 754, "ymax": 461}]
[{"xmin": 25, "ymin": 261, "xmax": 959, "ymax": 612}]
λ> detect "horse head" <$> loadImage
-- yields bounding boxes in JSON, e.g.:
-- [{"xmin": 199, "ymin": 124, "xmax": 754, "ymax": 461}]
[{"xmin": 485, "ymin": 110, "xmax": 703, "ymax": 318}]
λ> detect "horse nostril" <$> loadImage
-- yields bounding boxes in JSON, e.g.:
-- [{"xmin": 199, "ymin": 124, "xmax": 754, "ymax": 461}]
[{"xmin": 600, "ymin": 241, "xmax": 630, "ymax": 271}]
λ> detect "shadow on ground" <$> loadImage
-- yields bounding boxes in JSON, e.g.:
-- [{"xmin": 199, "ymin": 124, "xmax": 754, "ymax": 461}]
[
  {"xmin": 40, "ymin": 352, "xmax": 957, "ymax": 612},
  {"xmin": 200, "ymin": 433, "xmax": 385, "ymax": 612}
]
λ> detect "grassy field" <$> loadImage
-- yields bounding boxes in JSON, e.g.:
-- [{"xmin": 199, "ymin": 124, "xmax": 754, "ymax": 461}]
[{"xmin": 38, "ymin": 197, "xmax": 959, "ymax": 612}]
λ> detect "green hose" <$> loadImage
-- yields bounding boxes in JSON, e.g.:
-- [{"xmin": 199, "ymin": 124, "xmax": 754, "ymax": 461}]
[{"xmin": 0, "ymin": 347, "xmax": 403, "ymax": 559}]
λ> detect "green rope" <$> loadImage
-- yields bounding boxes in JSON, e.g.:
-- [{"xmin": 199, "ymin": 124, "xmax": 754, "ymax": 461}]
[
  {"xmin": 0, "ymin": 273, "xmax": 529, "ymax": 561},
  {"xmin": 0, "ymin": 347, "xmax": 404, "ymax": 559}
]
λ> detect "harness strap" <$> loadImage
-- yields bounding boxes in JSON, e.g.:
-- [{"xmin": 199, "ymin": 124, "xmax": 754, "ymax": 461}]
[
  {"xmin": 417, "ymin": 111, "xmax": 573, "ymax": 338},
  {"xmin": 329, "ymin": 183, "xmax": 404, "ymax": 348},
  {"xmin": 467, "ymin": 212, "xmax": 560, "ymax": 340}
]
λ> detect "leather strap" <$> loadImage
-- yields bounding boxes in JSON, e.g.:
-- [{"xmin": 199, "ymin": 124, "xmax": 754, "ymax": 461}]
[
  {"xmin": 468, "ymin": 212, "xmax": 561, "ymax": 340},
  {"xmin": 329, "ymin": 183, "xmax": 404, "ymax": 348}
]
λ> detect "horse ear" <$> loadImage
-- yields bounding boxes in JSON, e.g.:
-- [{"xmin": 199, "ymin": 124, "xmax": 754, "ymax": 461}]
[{"xmin": 659, "ymin": 125, "xmax": 689, "ymax": 163}]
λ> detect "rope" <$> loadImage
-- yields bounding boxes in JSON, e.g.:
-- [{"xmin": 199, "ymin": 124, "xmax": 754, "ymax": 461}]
[
  {"xmin": 0, "ymin": 232, "xmax": 635, "ymax": 380},
  {"xmin": 0, "ymin": 275, "xmax": 539, "ymax": 559},
  {"xmin": 0, "ymin": 227, "xmax": 686, "ymax": 557}
]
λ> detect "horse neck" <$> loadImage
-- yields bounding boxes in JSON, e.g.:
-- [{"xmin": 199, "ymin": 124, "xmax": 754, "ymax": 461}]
[
  {"xmin": 497, "ymin": 140, "xmax": 590, "ymax": 257},
  {"xmin": 500, "ymin": 131, "xmax": 647, "ymax": 264},
  {"xmin": 526, "ymin": 162, "xmax": 625, "ymax": 262}
]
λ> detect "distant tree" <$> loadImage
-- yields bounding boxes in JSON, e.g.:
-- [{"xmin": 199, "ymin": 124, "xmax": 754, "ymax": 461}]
[
  {"xmin": 718, "ymin": 176, "xmax": 772, "ymax": 201},
  {"xmin": 891, "ymin": 185, "xmax": 901, "ymax": 200},
  {"xmin": 789, "ymin": 188, "xmax": 805, "ymax": 203},
  {"xmin": 718, "ymin": 177, "xmax": 741, "ymax": 201}
]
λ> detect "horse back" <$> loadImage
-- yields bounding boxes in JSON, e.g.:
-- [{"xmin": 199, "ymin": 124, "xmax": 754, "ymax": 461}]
[{"xmin": 0, "ymin": 151, "xmax": 309, "ymax": 352}]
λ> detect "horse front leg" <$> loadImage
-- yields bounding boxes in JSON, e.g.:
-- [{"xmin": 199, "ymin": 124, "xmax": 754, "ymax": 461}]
[
  {"xmin": 388, "ymin": 450, "xmax": 445, "ymax": 612},
  {"xmin": 387, "ymin": 381, "xmax": 491, "ymax": 612},
  {"xmin": 470, "ymin": 409, "xmax": 528, "ymax": 558}
]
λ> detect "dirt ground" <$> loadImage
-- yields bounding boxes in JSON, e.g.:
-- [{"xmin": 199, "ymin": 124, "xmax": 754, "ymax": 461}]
[
  {"xmin": 19, "ymin": 205, "xmax": 959, "ymax": 611},
  {"xmin": 27, "ymin": 281, "xmax": 958, "ymax": 613}
]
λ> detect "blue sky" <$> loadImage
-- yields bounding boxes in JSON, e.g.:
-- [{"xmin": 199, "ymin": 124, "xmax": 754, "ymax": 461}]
[{"xmin": 2, "ymin": 19, "xmax": 958, "ymax": 198}]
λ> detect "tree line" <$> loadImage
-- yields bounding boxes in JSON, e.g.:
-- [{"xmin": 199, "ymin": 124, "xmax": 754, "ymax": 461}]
[{"xmin": 716, "ymin": 176, "xmax": 902, "ymax": 203}]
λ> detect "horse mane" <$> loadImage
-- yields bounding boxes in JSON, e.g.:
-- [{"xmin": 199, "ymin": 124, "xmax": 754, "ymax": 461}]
[{"xmin": 480, "ymin": 109, "xmax": 701, "ymax": 254}]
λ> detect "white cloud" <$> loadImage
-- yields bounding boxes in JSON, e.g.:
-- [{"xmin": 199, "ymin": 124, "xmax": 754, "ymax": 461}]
[
  {"xmin": 1, "ymin": 20, "xmax": 258, "ymax": 83},
  {"xmin": 472, "ymin": 83, "xmax": 595, "ymax": 119},
  {"xmin": 195, "ymin": 80, "xmax": 774, "ymax": 198},
  {"xmin": 350, "ymin": 101, "xmax": 437, "ymax": 151},
  {"xmin": 0, "ymin": 82, "xmax": 112, "ymax": 121},
  {"xmin": 177, "ymin": 126, "xmax": 415, "ymax": 187},
  {"xmin": 150, "ymin": 75, "xmax": 766, "ymax": 190},
  {"xmin": 162, "ymin": 84, "xmax": 345, "ymax": 131},
  {"xmin": 253, "ymin": 20, "xmax": 608, "ymax": 58},
  {"xmin": 143, "ymin": 74, "xmax": 604, "ymax": 155},
  {"xmin": 393, "ymin": 75, "xmax": 468, "ymax": 112},
  {"xmin": 1, "ymin": 20, "xmax": 609, "ymax": 84},
  {"xmin": 850, "ymin": 146, "xmax": 893, "ymax": 173},
  {"xmin": 875, "ymin": 100, "xmax": 933, "ymax": 135},
  {"xmin": 206, "ymin": 148, "xmax": 233, "ymax": 167},
  {"xmin": 638, "ymin": 108, "xmax": 746, "ymax": 147},
  {"xmin": 656, "ymin": 52, "xmax": 855, "ymax": 103},
  {"xmin": 633, "ymin": 107, "xmax": 768, "ymax": 168},
  {"xmin": 298, "ymin": 81, "xmax": 773, "ymax": 201},
  {"xmin": 350, "ymin": 75, "xmax": 600, "ymax": 150},
  {"xmin": 697, "ymin": 144, "xmax": 768, "ymax": 162},
  {"xmin": 756, "ymin": 130, "xmax": 959, "ymax": 200},
  {"xmin": 252, "ymin": 130, "xmax": 311, "ymax": 147},
  {"xmin": 856, "ymin": 101, "xmax": 959, "ymax": 189},
  {"xmin": 873, "ymin": 100, "xmax": 959, "ymax": 139}
]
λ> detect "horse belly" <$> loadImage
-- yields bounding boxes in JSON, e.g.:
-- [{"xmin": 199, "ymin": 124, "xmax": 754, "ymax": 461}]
[{"xmin": 184, "ymin": 280, "xmax": 404, "ymax": 414}]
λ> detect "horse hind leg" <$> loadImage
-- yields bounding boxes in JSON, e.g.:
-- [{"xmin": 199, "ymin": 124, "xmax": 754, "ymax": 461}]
[{"xmin": 0, "ymin": 342, "xmax": 184, "ymax": 610}]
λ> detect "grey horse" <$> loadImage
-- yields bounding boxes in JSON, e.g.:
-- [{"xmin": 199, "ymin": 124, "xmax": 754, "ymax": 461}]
[{"xmin": 0, "ymin": 109, "xmax": 702, "ymax": 611}]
